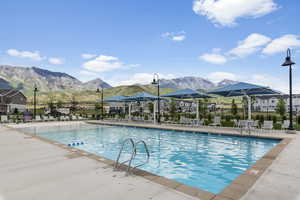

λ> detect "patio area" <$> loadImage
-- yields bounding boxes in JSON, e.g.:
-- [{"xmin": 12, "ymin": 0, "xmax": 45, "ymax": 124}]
[{"xmin": 1, "ymin": 121, "xmax": 300, "ymax": 200}]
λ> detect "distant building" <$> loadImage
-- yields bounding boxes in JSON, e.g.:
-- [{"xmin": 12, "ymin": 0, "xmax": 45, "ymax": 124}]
[
  {"xmin": 253, "ymin": 94, "xmax": 300, "ymax": 112},
  {"xmin": 0, "ymin": 89, "xmax": 27, "ymax": 114}
]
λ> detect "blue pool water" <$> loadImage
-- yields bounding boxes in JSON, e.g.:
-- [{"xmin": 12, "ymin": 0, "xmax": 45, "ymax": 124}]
[{"xmin": 20, "ymin": 124, "xmax": 279, "ymax": 194}]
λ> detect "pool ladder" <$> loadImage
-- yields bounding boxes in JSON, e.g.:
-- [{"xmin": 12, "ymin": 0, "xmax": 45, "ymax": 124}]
[{"xmin": 114, "ymin": 138, "xmax": 150, "ymax": 174}]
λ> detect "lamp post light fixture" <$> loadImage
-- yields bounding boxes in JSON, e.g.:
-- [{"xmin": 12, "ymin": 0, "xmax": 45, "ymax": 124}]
[
  {"xmin": 33, "ymin": 85, "xmax": 38, "ymax": 120},
  {"xmin": 96, "ymin": 88, "xmax": 104, "ymax": 120},
  {"xmin": 151, "ymin": 73, "xmax": 160, "ymax": 123},
  {"xmin": 281, "ymin": 48, "xmax": 296, "ymax": 130}
]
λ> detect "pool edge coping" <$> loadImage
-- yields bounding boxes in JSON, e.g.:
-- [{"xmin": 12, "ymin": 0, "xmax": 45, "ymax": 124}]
[{"xmin": 4, "ymin": 122, "xmax": 292, "ymax": 200}]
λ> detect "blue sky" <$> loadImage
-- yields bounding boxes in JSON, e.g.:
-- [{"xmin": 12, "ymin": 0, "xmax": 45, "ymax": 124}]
[{"xmin": 0, "ymin": 0, "xmax": 300, "ymax": 92}]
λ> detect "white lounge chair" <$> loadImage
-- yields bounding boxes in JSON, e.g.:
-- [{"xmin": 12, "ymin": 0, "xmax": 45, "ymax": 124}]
[
  {"xmin": 282, "ymin": 120, "xmax": 290, "ymax": 129},
  {"xmin": 49, "ymin": 116, "xmax": 55, "ymax": 121},
  {"xmin": 211, "ymin": 116, "xmax": 221, "ymax": 126},
  {"xmin": 71, "ymin": 115, "xmax": 77, "ymax": 121},
  {"xmin": 35, "ymin": 115, "xmax": 42, "ymax": 122},
  {"xmin": 262, "ymin": 120, "xmax": 273, "ymax": 130},
  {"xmin": 1, "ymin": 115, "xmax": 8, "ymax": 123}
]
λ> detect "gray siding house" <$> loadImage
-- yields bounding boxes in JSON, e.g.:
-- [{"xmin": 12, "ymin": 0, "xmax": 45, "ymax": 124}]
[{"xmin": 0, "ymin": 89, "xmax": 27, "ymax": 114}]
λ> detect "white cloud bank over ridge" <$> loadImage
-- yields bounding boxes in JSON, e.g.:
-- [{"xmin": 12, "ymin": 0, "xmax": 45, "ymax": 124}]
[
  {"xmin": 193, "ymin": 0, "xmax": 278, "ymax": 26},
  {"xmin": 207, "ymin": 72, "xmax": 238, "ymax": 83},
  {"xmin": 6, "ymin": 48, "xmax": 67, "ymax": 65},
  {"xmin": 82, "ymin": 54, "xmax": 138, "ymax": 73},
  {"xmin": 6, "ymin": 49, "xmax": 45, "ymax": 61},
  {"xmin": 48, "ymin": 57, "xmax": 64, "ymax": 65},
  {"xmin": 110, "ymin": 73, "xmax": 176, "ymax": 86},
  {"xmin": 199, "ymin": 53, "xmax": 227, "ymax": 64}
]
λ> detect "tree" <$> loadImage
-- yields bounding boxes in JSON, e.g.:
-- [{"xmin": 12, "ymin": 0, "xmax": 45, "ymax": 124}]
[
  {"xmin": 70, "ymin": 95, "xmax": 78, "ymax": 112},
  {"xmin": 47, "ymin": 95, "xmax": 55, "ymax": 114},
  {"xmin": 169, "ymin": 99, "xmax": 177, "ymax": 120},
  {"xmin": 148, "ymin": 102, "xmax": 154, "ymax": 114},
  {"xmin": 198, "ymin": 98, "xmax": 208, "ymax": 118},
  {"xmin": 231, "ymin": 99, "xmax": 238, "ymax": 116},
  {"xmin": 276, "ymin": 98, "xmax": 286, "ymax": 120}
]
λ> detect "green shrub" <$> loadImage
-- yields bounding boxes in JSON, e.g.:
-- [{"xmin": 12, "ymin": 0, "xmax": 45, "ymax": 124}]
[
  {"xmin": 204, "ymin": 120, "xmax": 211, "ymax": 126},
  {"xmin": 282, "ymin": 115, "xmax": 287, "ymax": 121},
  {"xmin": 272, "ymin": 115, "xmax": 278, "ymax": 124},
  {"xmin": 144, "ymin": 115, "xmax": 148, "ymax": 120},
  {"xmin": 259, "ymin": 115, "xmax": 264, "ymax": 124},
  {"xmin": 207, "ymin": 113, "xmax": 212, "ymax": 121},
  {"xmin": 267, "ymin": 115, "xmax": 272, "ymax": 121},
  {"xmin": 221, "ymin": 121, "xmax": 234, "ymax": 127},
  {"xmin": 255, "ymin": 115, "xmax": 260, "ymax": 121},
  {"xmin": 297, "ymin": 116, "xmax": 300, "ymax": 124},
  {"xmin": 294, "ymin": 124, "xmax": 300, "ymax": 131},
  {"xmin": 273, "ymin": 123, "xmax": 282, "ymax": 130},
  {"xmin": 225, "ymin": 115, "xmax": 232, "ymax": 122}
]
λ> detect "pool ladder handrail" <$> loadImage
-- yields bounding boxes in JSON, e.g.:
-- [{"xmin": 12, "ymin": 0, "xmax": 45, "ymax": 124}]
[
  {"xmin": 114, "ymin": 138, "xmax": 135, "ymax": 170},
  {"xmin": 114, "ymin": 138, "xmax": 150, "ymax": 173},
  {"xmin": 127, "ymin": 140, "xmax": 150, "ymax": 173}
]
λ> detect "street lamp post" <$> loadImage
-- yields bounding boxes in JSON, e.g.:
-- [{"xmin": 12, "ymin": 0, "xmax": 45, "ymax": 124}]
[
  {"xmin": 33, "ymin": 85, "xmax": 38, "ymax": 120},
  {"xmin": 281, "ymin": 48, "xmax": 296, "ymax": 130},
  {"xmin": 152, "ymin": 73, "xmax": 160, "ymax": 123},
  {"xmin": 96, "ymin": 88, "xmax": 104, "ymax": 120}
]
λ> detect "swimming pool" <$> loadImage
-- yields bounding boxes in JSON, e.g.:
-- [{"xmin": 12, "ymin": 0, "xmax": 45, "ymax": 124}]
[{"xmin": 20, "ymin": 123, "xmax": 279, "ymax": 194}]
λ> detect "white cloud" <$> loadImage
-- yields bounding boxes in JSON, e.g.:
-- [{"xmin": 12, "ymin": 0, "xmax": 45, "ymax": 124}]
[
  {"xmin": 78, "ymin": 70, "xmax": 97, "ymax": 76},
  {"xmin": 6, "ymin": 49, "xmax": 45, "ymax": 61},
  {"xmin": 229, "ymin": 33, "xmax": 271, "ymax": 57},
  {"xmin": 249, "ymin": 74, "xmax": 288, "ymax": 93},
  {"xmin": 161, "ymin": 31, "xmax": 186, "ymax": 41},
  {"xmin": 48, "ymin": 57, "xmax": 64, "ymax": 65},
  {"xmin": 114, "ymin": 73, "xmax": 176, "ymax": 86},
  {"xmin": 199, "ymin": 53, "xmax": 227, "ymax": 64},
  {"xmin": 208, "ymin": 72, "xmax": 238, "ymax": 83},
  {"xmin": 193, "ymin": 0, "xmax": 278, "ymax": 26},
  {"xmin": 172, "ymin": 35, "xmax": 186, "ymax": 41},
  {"xmin": 82, "ymin": 54, "xmax": 137, "ymax": 73},
  {"xmin": 81, "ymin": 53, "xmax": 97, "ymax": 59},
  {"xmin": 262, "ymin": 34, "xmax": 300, "ymax": 55}
]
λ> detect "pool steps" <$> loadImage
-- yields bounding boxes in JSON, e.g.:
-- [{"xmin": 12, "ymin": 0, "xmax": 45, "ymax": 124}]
[{"xmin": 114, "ymin": 138, "xmax": 150, "ymax": 174}]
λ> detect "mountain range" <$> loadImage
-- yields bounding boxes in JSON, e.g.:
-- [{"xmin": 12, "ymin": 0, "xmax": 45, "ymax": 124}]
[
  {"xmin": 0, "ymin": 65, "xmax": 112, "ymax": 95},
  {"xmin": 0, "ymin": 65, "xmax": 237, "ymax": 96}
]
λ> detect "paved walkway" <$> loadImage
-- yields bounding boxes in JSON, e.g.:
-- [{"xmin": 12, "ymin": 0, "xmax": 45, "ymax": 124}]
[{"xmin": 0, "ymin": 124, "xmax": 197, "ymax": 200}]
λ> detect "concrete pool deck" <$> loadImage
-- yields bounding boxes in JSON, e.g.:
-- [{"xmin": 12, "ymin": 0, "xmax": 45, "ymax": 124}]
[{"xmin": 1, "ymin": 121, "xmax": 300, "ymax": 200}]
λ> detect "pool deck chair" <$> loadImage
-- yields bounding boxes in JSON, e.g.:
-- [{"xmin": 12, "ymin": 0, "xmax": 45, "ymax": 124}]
[
  {"xmin": 281, "ymin": 120, "xmax": 289, "ymax": 129},
  {"xmin": 1, "ymin": 115, "xmax": 8, "ymax": 123},
  {"xmin": 34, "ymin": 115, "xmax": 42, "ymax": 122},
  {"xmin": 262, "ymin": 120, "xmax": 273, "ymax": 130},
  {"xmin": 211, "ymin": 116, "xmax": 221, "ymax": 126}
]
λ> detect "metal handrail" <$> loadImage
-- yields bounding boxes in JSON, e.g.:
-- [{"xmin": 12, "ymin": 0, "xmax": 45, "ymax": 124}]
[
  {"xmin": 114, "ymin": 138, "xmax": 135, "ymax": 169},
  {"xmin": 127, "ymin": 140, "xmax": 150, "ymax": 173}
]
